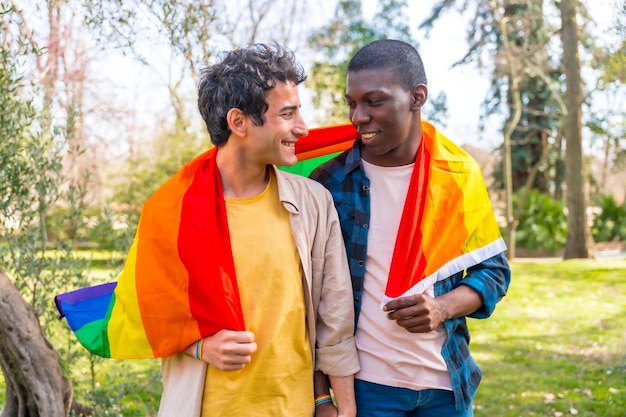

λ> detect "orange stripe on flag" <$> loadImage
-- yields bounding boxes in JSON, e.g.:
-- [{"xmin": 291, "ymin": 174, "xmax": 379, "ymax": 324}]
[
  {"xmin": 297, "ymin": 141, "xmax": 354, "ymax": 161},
  {"xmin": 135, "ymin": 157, "xmax": 203, "ymax": 356}
]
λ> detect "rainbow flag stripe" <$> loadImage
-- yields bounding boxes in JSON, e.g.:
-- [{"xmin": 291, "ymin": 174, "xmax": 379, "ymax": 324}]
[
  {"xmin": 55, "ymin": 282, "xmax": 117, "ymax": 355},
  {"xmin": 280, "ymin": 123, "xmax": 359, "ymax": 176}
]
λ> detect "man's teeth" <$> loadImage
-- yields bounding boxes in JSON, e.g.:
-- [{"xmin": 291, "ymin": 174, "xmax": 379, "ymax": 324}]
[
  {"xmin": 361, "ymin": 132, "xmax": 376, "ymax": 139},
  {"xmin": 282, "ymin": 141, "xmax": 295, "ymax": 147}
]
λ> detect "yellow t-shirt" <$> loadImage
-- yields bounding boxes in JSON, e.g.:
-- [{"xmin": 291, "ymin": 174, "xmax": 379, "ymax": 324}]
[{"xmin": 201, "ymin": 171, "xmax": 314, "ymax": 416}]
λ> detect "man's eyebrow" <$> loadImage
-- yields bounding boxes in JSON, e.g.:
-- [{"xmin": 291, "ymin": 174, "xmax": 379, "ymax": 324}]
[
  {"xmin": 345, "ymin": 89, "xmax": 388, "ymax": 99},
  {"xmin": 279, "ymin": 104, "xmax": 299, "ymax": 112}
]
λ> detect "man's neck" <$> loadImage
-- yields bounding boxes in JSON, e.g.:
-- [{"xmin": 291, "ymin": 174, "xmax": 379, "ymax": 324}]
[{"xmin": 216, "ymin": 147, "xmax": 270, "ymax": 198}]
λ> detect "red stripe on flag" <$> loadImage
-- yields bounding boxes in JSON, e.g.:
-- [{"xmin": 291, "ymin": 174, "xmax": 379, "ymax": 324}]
[
  {"xmin": 296, "ymin": 123, "xmax": 359, "ymax": 155},
  {"xmin": 384, "ymin": 142, "xmax": 430, "ymax": 298},
  {"xmin": 178, "ymin": 150, "xmax": 245, "ymax": 336}
]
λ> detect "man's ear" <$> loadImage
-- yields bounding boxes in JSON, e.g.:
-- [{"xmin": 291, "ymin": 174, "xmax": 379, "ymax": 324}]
[
  {"xmin": 226, "ymin": 108, "xmax": 247, "ymax": 137},
  {"xmin": 411, "ymin": 85, "xmax": 428, "ymax": 110}
]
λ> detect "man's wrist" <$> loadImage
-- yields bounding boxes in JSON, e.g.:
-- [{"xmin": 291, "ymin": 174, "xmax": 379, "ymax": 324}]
[
  {"xmin": 314, "ymin": 394, "xmax": 333, "ymax": 407},
  {"xmin": 314, "ymin": 398, "xmax": 337, "ymax": 416}
]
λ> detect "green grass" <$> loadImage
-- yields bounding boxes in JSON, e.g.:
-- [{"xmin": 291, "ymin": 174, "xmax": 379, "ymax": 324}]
[
  {"xmin": 71, "ymin": 248, "xmax": 126, "ymax": 282},
  {"xmin": 471, "ymin": 260, "xmax": 626, "ymax": 416}
]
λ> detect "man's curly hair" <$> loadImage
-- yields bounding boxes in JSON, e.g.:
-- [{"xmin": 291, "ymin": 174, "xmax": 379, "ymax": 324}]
[{"xmin": 198, "ymin": 43, "xmax": 307, "ymax": 146}]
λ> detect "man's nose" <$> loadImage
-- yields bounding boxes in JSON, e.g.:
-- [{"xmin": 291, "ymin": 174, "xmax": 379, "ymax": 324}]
[
  {"xmin": 350, "ymin": 104, "xmax": 369, "ymax": 125},
  {"xmin": 294, "ymin": 114, "xmax": 309, "ymax": 137}
]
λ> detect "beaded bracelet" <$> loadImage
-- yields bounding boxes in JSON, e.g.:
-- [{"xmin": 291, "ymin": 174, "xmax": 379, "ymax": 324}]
[
  {"xmin": 314, "ymin": 394, "xmax": 332, "ymax": 407},
  {"xmin": 195, "ymin": 339, "xmax": 204, "ymax": 361}
]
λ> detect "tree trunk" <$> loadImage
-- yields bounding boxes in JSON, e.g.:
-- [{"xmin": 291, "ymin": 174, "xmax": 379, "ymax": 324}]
[
  {"xmin": 0, "ymin": 269, "xmax": 72, "ymax": 417},
  {"xmin": 559, "ymin": 0, "xmax": 594, "ymax": 259},
  {"xmin": 498, "ymin": 12, "xmax": 524, "ymax": 261}
]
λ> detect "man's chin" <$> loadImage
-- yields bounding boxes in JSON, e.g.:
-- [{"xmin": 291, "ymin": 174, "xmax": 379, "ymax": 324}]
[{"xmin": 277, "ymin": 155, "xmax": 298, "ymax": 167}]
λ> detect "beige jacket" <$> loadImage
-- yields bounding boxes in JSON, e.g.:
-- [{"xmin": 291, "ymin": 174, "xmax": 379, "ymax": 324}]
[{"xmin": 158, "ymin": 166, "xmax": 359, "ymax": 417}]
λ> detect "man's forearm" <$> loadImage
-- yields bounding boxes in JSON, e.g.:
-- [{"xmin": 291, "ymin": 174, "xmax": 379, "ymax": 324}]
[
  {"xmin": 314, "ymin": 370, "xmax": 331, "ymax": 397},
  {"xmin": 328, "ymin": 374, "xmax": 356, "ymax": 417},
  {"xmin": 438, "ymin": 284, "xmax": 483, "ymax": 319}
]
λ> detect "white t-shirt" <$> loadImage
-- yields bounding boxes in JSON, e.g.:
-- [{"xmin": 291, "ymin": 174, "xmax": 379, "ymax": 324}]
[{"xmin": 356, "ymin": 159, "xmax": 452, "ymax": 391}]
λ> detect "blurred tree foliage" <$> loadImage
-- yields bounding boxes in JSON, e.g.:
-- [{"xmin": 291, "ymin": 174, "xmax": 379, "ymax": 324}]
[
  {"xmin": 423, "ymin": 0, "xmax": 568, "ymax": 197},
  {"xmin": 421, "ymin": 0, "xmax": 625, "ymax": 258},
  {"xmin": 0, "ymin": 3, "xmax": 90, "ymax": 325},
  {"xmin": 0, "ymin": 3, "xmax": 91, "ymax": 414}
]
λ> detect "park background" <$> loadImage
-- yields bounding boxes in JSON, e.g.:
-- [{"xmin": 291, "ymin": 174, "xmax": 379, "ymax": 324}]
[{"xmin": 1, "ymin": 0, "xmax": 625, "ymax": 416}]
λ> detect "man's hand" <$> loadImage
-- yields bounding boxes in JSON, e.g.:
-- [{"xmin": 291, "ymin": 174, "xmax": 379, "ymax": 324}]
[
  {"xmin": 384, "ymin": 286, "xmax": 484, "ymax": 333},
  {"xmin": 383, "ymin": 294, "xmax": 446, "ymax": 333},
  {"xmin": 197, "ymin": 329, "xmax": 257, "ymax": 371}
]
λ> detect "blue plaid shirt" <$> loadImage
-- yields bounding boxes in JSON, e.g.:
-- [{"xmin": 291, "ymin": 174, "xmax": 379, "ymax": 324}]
[{"xmin": 310, "ymin": 140, "xmax": 511, "ymax": 412}]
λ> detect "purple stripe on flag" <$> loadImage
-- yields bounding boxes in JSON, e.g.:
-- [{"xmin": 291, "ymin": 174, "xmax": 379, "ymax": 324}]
[
  {"xmin": 54, "ymin": 282, "xmax": 117, "ymax": 329},
  {"xmin": 55, "ymin": 282, "xmax": 117, "ymax": 318}
]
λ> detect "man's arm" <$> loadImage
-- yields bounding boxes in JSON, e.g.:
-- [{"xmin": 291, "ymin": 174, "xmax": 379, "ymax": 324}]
[
  {"xmin": 385, "ymin": 252, "xmax": 511, "ymax": 333},
  {"xmin": 384, "ymin": 285, "xmax": 482, "ymax": 333},
  {"xmin": 462, "ymin": 251, "xmax": 511, "ymax": 318},
  {"xmin": 313, "ymin": 371, "xmax": 356, "ymax": 417},
  {"xmin": 329, "ymin": 374, "xmax": 356, "ymax": 417},
  {"xmin": 313, "ymin": 190, "xmax": 359, "ymax": 416},
  {"xmin": 314, "ymin": 370, "xmax": 336, "ymax": 417}
]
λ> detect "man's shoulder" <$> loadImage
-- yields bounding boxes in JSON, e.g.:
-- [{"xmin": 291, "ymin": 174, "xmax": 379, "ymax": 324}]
[
  {"xmin": 309, "ymin": 151, "xmax": 351, "ymax": 185},
  {"xmin": 275, "ymin": 168, "xmax": 330, "ymax": 195}
]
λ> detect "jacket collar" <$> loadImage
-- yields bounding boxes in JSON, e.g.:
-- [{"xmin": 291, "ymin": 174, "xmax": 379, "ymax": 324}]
[{"xmin": 271, "ymin": 165, "xmax": 299, "ymax": 215}]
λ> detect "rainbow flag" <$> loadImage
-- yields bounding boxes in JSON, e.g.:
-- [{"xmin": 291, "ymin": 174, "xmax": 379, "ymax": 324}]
[
  {"xmin": 281, "ymin": 123, "xmax": 359, "ymax": 176},
  {"xmin": 55, "ymin": 124, "xmax": 358, "ymax": 359},
  {"xmin": 56, "ymin": 121, "xmax": 505, "ymax": 358},
  {"xmin": 380, "ymin": 121, "xmax": 506, "ymax": 306},
  {"xmin": 56, "ymin": 147, "xmax": 244, "ymax": 358}
]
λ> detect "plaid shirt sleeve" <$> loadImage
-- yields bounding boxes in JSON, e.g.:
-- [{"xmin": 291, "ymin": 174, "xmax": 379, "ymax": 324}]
[{"xmin": 463, "ymin": 252, "xmax": 511, "ymax": 318}]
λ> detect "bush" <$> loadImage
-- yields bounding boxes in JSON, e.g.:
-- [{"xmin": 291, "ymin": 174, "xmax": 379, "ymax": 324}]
[
  {"xmin": 591, "ymin": 194, "xmax": 626, "ymax": 242},
  {"xmin": 514, "ymin": 190, "xmax": 568, "ymax": 251}
]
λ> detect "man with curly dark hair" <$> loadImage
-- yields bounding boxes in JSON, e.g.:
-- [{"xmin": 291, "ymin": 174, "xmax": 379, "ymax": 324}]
[{"xmin": 157, "ymin": 43, "xmax": 358, "ymax": 417}]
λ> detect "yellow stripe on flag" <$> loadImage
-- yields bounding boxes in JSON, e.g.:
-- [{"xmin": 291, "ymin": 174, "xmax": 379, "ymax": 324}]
[{"xmin": 107, "ymin": 230, "xmax": 154, "ymax": 358}]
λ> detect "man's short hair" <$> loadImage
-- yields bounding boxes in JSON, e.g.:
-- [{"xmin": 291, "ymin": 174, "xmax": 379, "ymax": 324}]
[{"xmin": 348, "ymin": 39, "xmax": 427, "ymax": 91}]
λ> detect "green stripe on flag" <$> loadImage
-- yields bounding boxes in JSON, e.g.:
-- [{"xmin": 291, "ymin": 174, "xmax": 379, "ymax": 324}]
[
  {"xmin": 75, "ymin": 292, "xmax": 115, "ymax": 357},
  {"xmin": 279, "ymin": 153, "xmax": 341, "ymax": 177},
  {"xmin": 75, "ymin": 319, "xmax": 110, "ymax": 357}
]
